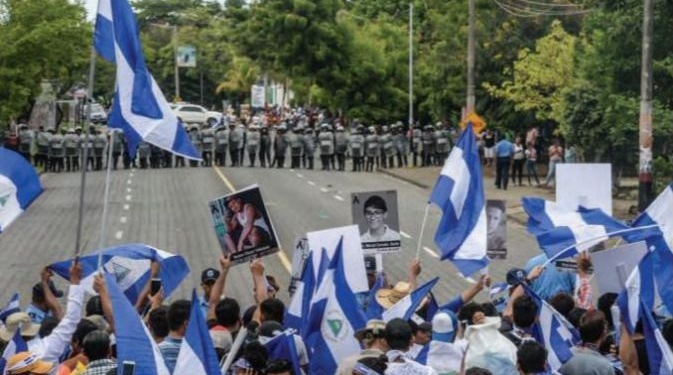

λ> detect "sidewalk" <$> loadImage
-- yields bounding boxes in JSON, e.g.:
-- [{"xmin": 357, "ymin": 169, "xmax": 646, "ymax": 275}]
[{"xmin": 379, "ymin": 164, "xmax": 638, "ymax": 224}]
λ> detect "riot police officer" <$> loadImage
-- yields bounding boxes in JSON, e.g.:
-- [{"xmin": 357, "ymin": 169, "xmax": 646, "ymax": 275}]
[
  {"xmin": 150, "ymin": 144, "xmax": 163, "ymax": 168},
  {"xmin": 35, "ymin": 126, "xmax": 51, "ymax": 169},
  {"xmin": 228, "ymin": 123, "xmax": 242, "ymax": 167},
  {"xmin": 188, "ymin": 126, "xmax": 201, "ymax": 167},
  {"xmin": 137, "ymin": 141, "xmax": 151, "ymax": 169},
  {"xmin": 302, "ymin": 127, "xmax": 316, "ymax": 170},
  {"xmin": 365, "ymin": 126, "xmax": 379, "ymax": 172},
  {"xmin": 201, "ymin": 126, "xmax": 215, "ymax": 167},
  {"xmin": 18, "ymin": 125, "xmax": 34, "ymax": 164},
  {"xmin": 272, "ymin": 124, "xmax": 288, "ymax": 168},
  {"xmin": 334, "ymin": 125, "xmax": 348, "ymax": 171},
  {"xmin": 49, "ymin": 129, "xmax": 65, "ymax": 172},
  {"xmin": 237, "ymin": 123, "xmax": 246, "ymax": 166},
  {"xmin": 434, "ymin": 122, "xmax": 450, "ymax": 165},
  {"xmin": 246, "ymin": 124, "xmax": 261, "ymax": 167},
  {"xmin": 393, "ymin": 123, "xmax": 409, "ymax": 168},
  {"xmin": 215, "ymin": 126, "xmax": 229, "ymax": 167},
  {"xmin": 411, "ymin": 124, "xmax": 422, "ymax": 167},
  {"xmin": 289, "ymin": 126, "xmax": 304, "ymax": 169},
  {"xmin": 93, "ymin": 128, "xmax": 107, "ymax": 171},
  {"xmin": 110, "ymin": 129, "xmax": 124, "ymax": 170},
  {"xmin": 64, "ymin": 129, "xmax": 80, "ymax": 172},
  {"xmin": 259, "ymin": 126, "xmax": 272, "ymax": 168},
  {"xmin": 383, "ymin": 126, "xmax": 396, "ymax": 169},
  {"xmin": 421, "ymin": 124, "xmax": 436, "ymax": 167},
  {"xmin": 318, "ymin": 124, "xmax": 334, "ymax": 171},
  {"xmin": 349, "ymin": 125, "xmax": 365, "ymax": 172}
]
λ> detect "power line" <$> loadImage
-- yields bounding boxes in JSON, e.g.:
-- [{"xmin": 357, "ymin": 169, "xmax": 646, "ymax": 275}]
[{"xmin": 491, "ymin": 0, "xmax": 591, "ymax": 17}]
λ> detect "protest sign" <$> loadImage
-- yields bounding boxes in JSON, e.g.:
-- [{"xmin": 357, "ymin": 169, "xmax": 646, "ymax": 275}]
[
  {"xmin": 288, "ymin": 236, "xmax": 309, "ymax": 295},
  {"xmin": 591, "ymin": 241, "xmax": 648, "ymax": 294},
  {"xmin": 557, "ymin": 163, "xmax": 612, "ymax": 215},
  {"xmin": 487, "ymin": 200, "xmax": 507, "ymax": 259},
  {"xmin": 209, "ymin": 185, "xmax": 279, "ymax": 265},
  {"xmin": 307, "ymin": 225, "xmax": 369, "ymax": 294},
  {"xmin": 351, "ymin": 190, "xmax": 401, "ymax": 254}
]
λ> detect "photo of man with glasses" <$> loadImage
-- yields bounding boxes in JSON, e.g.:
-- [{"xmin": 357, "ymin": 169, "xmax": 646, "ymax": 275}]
[{"xmin": 352, "ymin": 191, "xmax": 401, "ymax": 253}]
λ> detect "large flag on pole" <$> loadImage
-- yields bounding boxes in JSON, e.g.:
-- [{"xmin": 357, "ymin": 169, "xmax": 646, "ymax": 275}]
[
  {"xmin": 286, "ymin": 250, "xmax": 316, "ymax": 334},
  {"xmin": 174, "ymin": 290, "xmax": 221, "ymax": 375},
  {"xmin": 382, "ymin": 277, "xmax": 439, "ymax": 322},
  {"xmin": 430, "ymin": 123, "xmax": 488, "ymax": 276},
  {"xmin": 0, "ymin": 148, "xmax": 42, "ymax": 233},
  {"xmin": 93, "ymin": 0, "xmax": 200, "ymax": 159}
]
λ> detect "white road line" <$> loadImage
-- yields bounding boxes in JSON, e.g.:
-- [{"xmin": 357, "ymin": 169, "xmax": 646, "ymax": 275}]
[
  {"xmin": 423, "ymin": 246, "xmax": 439, "ymax": 258},
  {"xmin": 125, "ymin": 195, "xmax": 132, "ymax": 201},
  {"xmin": 320, "ymin": 187, "xmax": 329, "ymax": 193},
  {"xmin": 127, "ymin": 180, "xmax": 132, "ymax": 185},
  {"xmin": 120, "ymin": 216, "xmax": 127, "ymax": 224},
  {"xmin": 126, "ymin": 187, "xmax": 132, "ymax": 193},
  {"xmin": 333, "ymin": 195, "xmax": 345, "ymax": 201},
  {"xmin": 289, "ymin": 169, "xmax": 295, "ymax": 172},
  {"xmin": 400, "ymin": 231, "xmax": 412, "ymax": 239},
  {"xmin": 123, "ymin": 204, "xmax": 130, "ymax": 210},
  {"xmin": 297, "ymin": 173, "xmax": 304, "ymax": 178},
  {"xmin": 307, "ymin": 181, "xmax": 316, "ymax": 186},
  {"xmin": 115, "ymin": 230, "xmax": 123, "ymax": 240}
]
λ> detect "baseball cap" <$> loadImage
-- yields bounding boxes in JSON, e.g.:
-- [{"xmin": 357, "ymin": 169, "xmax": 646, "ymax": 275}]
[
  {"xmin": 32, "ymin": 280, "xmax": 63, "ymax": 299},
  {"xmin": 201, "ymin": 268, "xmax": 220, "ymax": 284},
  {"xmin": 6, "ymin": 352, "xmax": 53, "ymax": 375},
  {"xmin": 432, "ymin": 311, "xmax": 458, "ymax": 343},
  {"xmin": 506, "ymin": 268, "xmax": 527, "ymax": 287}
]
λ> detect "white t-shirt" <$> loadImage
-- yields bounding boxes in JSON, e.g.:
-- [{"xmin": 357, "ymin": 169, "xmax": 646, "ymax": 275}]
[
  {"xmin": 361, "ymin": 226, "xmax": 400, "ymax": 243},
  {"xmin": 385, "ymin": 350, "xmax": 438, "ymax": 375}
]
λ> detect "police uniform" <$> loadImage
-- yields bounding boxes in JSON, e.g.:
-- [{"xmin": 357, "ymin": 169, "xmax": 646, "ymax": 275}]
[
  {"xmin": 302, "ymin": 128, "xmax": 316, "ymax": 170},
  {"xmin": 289, "ymin": 128, "xmax": 304, "ymax": 169},
  {"xmin": 237, "ymin": 124, "xmax": 246, "ymax": 166},
  {"xmin": 365, "ymin": 127, "xmax": 379, "ymax": 172},
  {"xmin": 201, "ymin": 127, "xmax": 215, "ymax": 166},
  {"xmin": 381, "ymin": 126, "xmax": 396, "ymax": 169},
  {"xmin": 36, "ymin": 128, "xmax": 51, "ymax": 169},
  {"xmin": 137, "ymin": 141, "xmax": 151, "ymax": 169},
  {"xmin": 393, "ymin": 124, "xmax": 409, "ymax": 168},
  {"xmin": 259, "ymin": 126, "xmax": 272, "ymax": 168},
  {"xmin": 228, "ymin": 124, "xmax": 241, "ymax": 166},
  {"xmin": 434, "ymin": 125, "xmax": 450, "ymax": 165},
  {"xmin": 188, "ymin": 127, "xmax": 202, "ymax": 167},
  {"xmin": 272, "ymin": 125, "xmax": 288, "ymax": 168},
  {"xmin": 246, "ymin": 125, "xmax": 261, "ymax": 167},
  {"xmin": 110, "ymin": 130, "xmax": 124, "ymax": 170},
  {"xmin": 150, "ymin": 144, "xmax": 163, "ymax": 168},
  {"xmin": 49, "ymin": 131, "xmax": 65, "ymax": 172},
  {"xmin": 18, "ymin": 126, "xmax": 34, "ymax": 164},
  {"xmin": 93, "ymin": 130, "xmax": 107, "ymax": 171},
  {"xmin": 334, "ymin": 126, "xmax": 348, "ymax": 171},
  {"xmin": 215, "ymin": 127, "xmax": 229, "ymax": 167},
  {"xmin": 411, "ymin": 125, "xmax": 422, "ymax": 167},
  {"xmin": 64, "ymin": 130, "xmax": 80, "ymax": 172},
  {"xmin": 421, "ymin": 125, "xmax": 436, "ymax": 167},
  {"xmin": 349, "ymin": 127, "xmax": 365, "ymax": 172},
  {"xmin": 318, "ymin": 124, "xmax": 334, "ymax": 171}
]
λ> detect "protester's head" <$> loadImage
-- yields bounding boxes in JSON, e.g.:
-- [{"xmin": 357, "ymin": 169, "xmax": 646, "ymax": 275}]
[
  {"xmin": 549, "ymin": 292, "xmax": 575, "ymax": 320},
  {"xmin": 353, "ymin": 355, "xmax": 388, "ymax": 375},
  {"xmin": 363, "ymin": 196, "xmax": 388, "ymax": 231},
  {"xmin": 512, "ymin": 295, "xmax": 537, "ymax": 329},
  {"xmin": 432, "ymin": 311, "xmax": 458, "ymax": 343},
  {"xmin": 597, "ymin": 293, "xmax": 618, "ymax": 330},
  {"xmin": 31, "ymin": 281, "xmax": 63, "ymax": 306},
  {"xmin": 6, "ymin": 352, "xmax": 53, "ymax": 375},
  {"xmin": 167, "ymin": 300, "xmax": 191, "ymax": 335},
  {"xmin": 82, "ymin": 330, "xmax": 111, "ymax": 361},
  {"xmin": 459, "ymin": 302, "xmax": 486, "ymax": 326},
  {"xmin": 200, "ymin": 268, "xmax": 220, "ymax": 299},
  {"xmin": 215, "ymin": 297, "xmax": 241, "ymax": 330},
  {"xmin": 148, "ymin": 306, "xmax": 169, "ymax": 342},
  {"xmin": 568, "ymin": 307, "xmax": 587, "ymax": 329},
  {"xmin": 465, "ymin": 367, "xmax": 493, "ymax": 375},
  {"xmin": 259, "ymin": 321, "xmax": 284, "ymax": 338},
  {"xmin": 415, "ymin": 322, "xmax": 432, "ymax": 345},
  {"xmin": 240, "ymin": 340, "xmax": 268, "ymax": 375},
  {"xmin": 260, "ymin": 298, "xmax": 285, "ymax": 325},
  {"xmin": 70, "ymin": 319, "xmax": 98, "ymax": 354},
  {"xmin": 481, "ymin": 302, "xmax": 499, "ymax": 317},
  {"xmin": 265, "ymin": 359, "xmax": 294, "ymax": 375},
  {"xmin": 579, "ymin": 310, "xmax": 607, "ymax": 344},
  {"xmin": 86, "ymin": 296, "xmax": 104, "ymax": 317},
  {"xmin": 384, "ymin": 318, "xmax": 412, "ymax": 351},
  {"xmin": 517, "ymin": 341, "xmax": 547, "ymax": 374}
]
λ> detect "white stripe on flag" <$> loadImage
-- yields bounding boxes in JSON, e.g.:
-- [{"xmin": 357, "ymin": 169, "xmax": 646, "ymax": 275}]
[
  {"xmin": 454, "ymin": 208, "xmax": 487, "ymax": 260},
  {"xmin": 174, "ymin": 341, "xmax": 208, "ymax": 375},
  {"xmin": 439, "ymin": 148, "xmax": 469, "ymax": 217},
  {"xmin": 382, "ymin": 295, "xmax": 412, "ymax": 322}
]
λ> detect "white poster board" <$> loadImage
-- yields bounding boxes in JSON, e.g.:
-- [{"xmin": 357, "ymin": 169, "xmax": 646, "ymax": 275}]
[
  {"xmin": 591, "ymin": 241, "xmax": 648, "ymax": 294},
  {"xmin": 556, "ymin": 163, "xmax": 612, "ymax": 215},
  {"xmin": 307, "ymin": 225, "xmax": 368, "ymax": 294}
]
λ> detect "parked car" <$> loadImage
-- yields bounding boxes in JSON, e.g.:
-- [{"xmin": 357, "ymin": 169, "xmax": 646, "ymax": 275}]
[{"xmin": 170, "ymin": 103, "xmax": 222, "ymax": 126}]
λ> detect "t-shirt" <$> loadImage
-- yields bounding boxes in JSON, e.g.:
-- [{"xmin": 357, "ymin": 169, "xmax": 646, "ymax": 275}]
[
  {"xmin": 524, "ymin": 254, "xmax": 575, "ymax": 301},
  {"xmin": 158, "ymin": 336, "xmax": 183, "ymax": 373},
  {"xmin": 483, "ymin": 134, "xmax": 495, "ymax": 148},
  {"xmin": 26, "ymin": 304, "xmax": 51, "ymax": 324}
]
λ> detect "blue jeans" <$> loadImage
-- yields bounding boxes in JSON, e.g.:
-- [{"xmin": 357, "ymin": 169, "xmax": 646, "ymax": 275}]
[{"xmin": 545, "ymin": 159, "xmax": 560, "ymax": 185}]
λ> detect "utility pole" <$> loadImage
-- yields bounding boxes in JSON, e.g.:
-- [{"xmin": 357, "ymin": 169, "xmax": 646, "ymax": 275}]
[
  {"xmin": 409, "ymin": 2, "xmax": 414, "ymax": 128},
  {"xmin": 466, "ymin": 0, "xmax": 476, "ymax": 114},
  {"xmin": 638, "ymin": 0, "xmax": 654, "ymax": 211},
  {"xmin": 173, "ymin": 25, "xmax": 180, "ymax": 101}
]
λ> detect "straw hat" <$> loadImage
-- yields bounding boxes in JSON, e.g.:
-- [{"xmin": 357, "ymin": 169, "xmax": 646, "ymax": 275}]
[
  {"xmin": 375, "ymin": 282, "xmax": 411, "ymax": 309},
  {"xmin": 6, "ymin": 352, "xmax": 53, "ymax": 375},
  {"xmin": 0, "ymin": 313, "xmax": 40, "ymax": 341}
]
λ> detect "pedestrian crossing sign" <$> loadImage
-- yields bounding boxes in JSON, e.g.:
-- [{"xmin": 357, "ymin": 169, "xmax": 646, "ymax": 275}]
[{"xmin": 460, "ymin": 112, "xmax": 486, "ymax": 134}]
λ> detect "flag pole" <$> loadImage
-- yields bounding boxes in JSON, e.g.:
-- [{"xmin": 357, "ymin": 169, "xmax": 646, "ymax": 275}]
[
  {"xmin": 74, "ymin": 45, "xmax": 98, "ymax": 257},
  {"xmin": 541, "ymin": 224, "xmax": 660, "ymax": 268},
  {"xmin": 97, "ymin": 130, "xmax": 116, "ymax": 269},
  {"xmin": 415, "ymin": 203, "xmax": 431, "ymax": 259}
]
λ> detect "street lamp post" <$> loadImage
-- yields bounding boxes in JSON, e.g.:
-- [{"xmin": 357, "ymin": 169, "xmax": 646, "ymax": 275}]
[{"xmin": 149, "ymin": 23, "xmax": 180, "ymax": 102}]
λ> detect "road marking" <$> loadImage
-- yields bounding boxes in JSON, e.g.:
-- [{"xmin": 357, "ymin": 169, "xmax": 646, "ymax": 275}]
[
  {"xmin": 320, "ymin": 187, "xmax": 329, "ymax": 193},
  {"xmin": 423, "ymin": 246, "xmax": 439, "ymax": 258},
  {"xmin": 129, "ymin": 173, "xmax": 134, "ymax": 178},
  {"xmin": 289, "ymin": 169, "xmax": 295, "ymax": 172},
  {"xmin": 400, "ymin": 231, "xmax": 412, "ymax": 239},
  {"xmin": 125, "ymin": 195, "xmax": 132, "ymax": 201},
  {"xmin": 307, "ymin": 181, "xmax": 316, "ymax": 186},
  {"xmin": 115, "ymin": 230, "xmax": 123, "ymax": 240},
  {"xmin": 127, "ymin": 180, "xmax": 132, "ymax": 185},
  {"xmin": 123, "ymin": 204, "xmax": 130, "ymax": 210},
  {"xmin": 296, "ymin": 173, "xmax": 304, "ymax": 178},
  {"xmin": 126, "ymin": 187, "xmax": 132, "ymax": 193},
  {"xmin": 333, "ymin": 195, "xmax": 345, "ymax": 201},
  {"xmin": 120, "ymin": 216, "xmax": 127, "ymax": 224},
  {"xmin": 211, "ymin": 166, "xmax": 291, "ymax": 274},
  {"xmin": 211, "ymin": 166, "xmax": 236, "ymax": 192}
]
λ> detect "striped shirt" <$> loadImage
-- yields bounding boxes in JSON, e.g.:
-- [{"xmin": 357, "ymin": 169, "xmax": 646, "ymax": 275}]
[{"xmin": 158, "ymin": 336, "xmax": 183, "ymax": 373}]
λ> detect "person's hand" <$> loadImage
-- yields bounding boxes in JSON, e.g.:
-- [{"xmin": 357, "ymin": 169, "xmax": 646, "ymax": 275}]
[
  {"xmin": 93, "ymin": 273, "xmax": 106, "ymax": 294},
  {"xmin": 150, "ymin": 261, "xmax": 160, "ymax": 278},
  {"xmin": 250, "ymin": 258, "xmax": 264, "ymax": 277},
  {"xmin": 577, "ymin": 252, "xmax": 592, "ymax": 276},
  {"xmin": 40, "ymin": 267, "xmax": 53, "ymax": 283},
  {"xmin": 476, "ymin": 274, "xmax": 490, "ymax": 290},
  {"xmin": 219, "ymin": 255, "xmax": 232, "ymax": 273},
  {"xmin": 526, "ymin": 265, "xmax": 544, "ymax": 282},
  {"xmin": 69, "ymin": 261, "xmax": 82, "ymax": 285},
  {"xmin": 409, "ymin": 259, "xmax": 421, "ymax": 277},
  {"xmin": 148, "ymin": 288, "xmax": 164, "ymax": 309}
]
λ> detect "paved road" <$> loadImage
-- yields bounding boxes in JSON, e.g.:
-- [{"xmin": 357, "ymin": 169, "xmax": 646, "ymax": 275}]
[{"xmin": 0, "ymin": 165, "xmax": 539, "ymax": 310}]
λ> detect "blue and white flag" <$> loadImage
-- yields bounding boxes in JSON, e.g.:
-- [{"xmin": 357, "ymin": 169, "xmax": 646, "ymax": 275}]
[
  {"xmin": 0, "ymin": 329, "xmax": 27, "ymax": 375},
  {"xmin": 640, "ymin": 301, "xmax": 673, "ymax": 375},
  {"xmin": 0, "ymin": 293, "xmax": 20, "ymax": 323},
  {"xmin": 522, "ymin": 283, "xmax": 579, "ymax": 371},
  {"xmin": 50, "ymin": 243, "xmax": 189, "ymax": 304},
  {"xmin": 174, "ymin": 290, "xmax": 220, "ymax": 375},
  {"xmin": 305, "ymin": 237, "xmax": 367, "ymax": 375},
  {"xmin": 264, "ymin": 331, "xmax": 303, "ymax": 375},
  {"xmin": 365, "ymin": 272, "xmax": 386, "ymax": 320},
  {"xmin": 430, "ymin": 124, "xmax": 488, "ymax": 276},
  {"xmin": 105, "ymin": 272, "xmax": 170, "ymax": 375},
  {"xmin": 617, "ymin": 250, "xmax": 656, "ymax": 334},
  {"xmin": 382, "ymin": 277, "xmax": 439, "ymax": 323},
  {"xmin": 286, "ymin": 251, "xmax": 316, "ymax": 334},
  {"xmin": 0, "ymin": 148, "xmax": 42, "ymax": 234},
  {"xmin": 94, "ymin": 0, "xmax": 200, "ymax": 159}
]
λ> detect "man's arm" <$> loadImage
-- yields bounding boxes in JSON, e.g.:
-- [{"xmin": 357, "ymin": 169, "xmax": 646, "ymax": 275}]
[
  {"xmin": 237, "ymin": 204, "xmax": 256, "ymax": 252},
  {"xmin": 93, "ymin": 273, "xmax": 115, "ymax": 332},
  {"xmin": 207, "ymin": 255, "xmax": 232, "ymax": 323},
  {"xmin": 40, "ymin": 267, "xmax": 63, "ymax": 320},
  {"xmin": 408, "ymin": 259, "xmax": 421, "ymax": 290},
  {"xmin": 134, "ymin": 261, "xmax": 160, "ymax": 313},
  {"xmin": 251, "ymin": 259, "xmax": 267, "ymax": 324}
]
